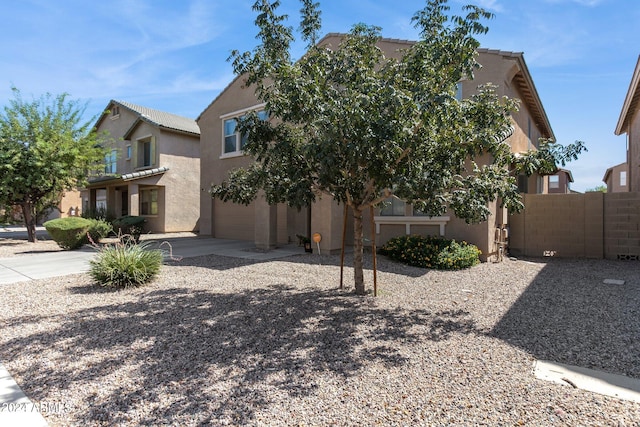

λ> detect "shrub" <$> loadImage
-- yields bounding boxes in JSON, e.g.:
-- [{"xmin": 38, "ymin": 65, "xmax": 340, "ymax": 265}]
[
  {"xmin": 87, "ymin": 218, "xmax": 113, "ymax": 242},
  {"xmin": 112, "ymin": 215, "xmax": 146, "ymax": 242},
  {"xmin": 89, "ymin": 240, "xmax": 163, "ymax": 288},
  {"xmin": 81, "ymin": 206, "xmax": 115, "ymax": 222},
  {"xmin": 379, "ymin": 235, "xmax": 481, "ymax": 270},
  {"xmin": 44, "ymin": 217, "xmax": 92, "ymax": 250}
]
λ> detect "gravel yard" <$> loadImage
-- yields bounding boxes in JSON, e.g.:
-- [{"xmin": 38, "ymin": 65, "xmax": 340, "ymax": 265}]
[{"xmin": 1, "ymin": 249, "xmax": 639, "ymax": 426}]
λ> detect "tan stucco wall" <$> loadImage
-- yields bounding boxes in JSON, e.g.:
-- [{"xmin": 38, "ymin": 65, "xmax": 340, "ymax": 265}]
[
  {"xmin": 628, "ymin": 107, "xmax": 640, "ymax": 192},
  {"xmin": 59, "ymin": 190, "xmax": 83, "ymax": 217}
]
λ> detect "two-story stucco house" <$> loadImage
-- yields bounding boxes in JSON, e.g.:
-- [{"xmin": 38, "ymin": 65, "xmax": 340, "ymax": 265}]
[
  {"xmin": 547, "ymin": 169, "xmax": 574, "ymax": 194},
  {"xmin": 82, "ymin": 100, "xmax": 200, "ymax": 233},
  {"xmin": 198, "ymin": 35, "xmax": 554, "ymax": 258},
  {"xmin": 615, "ymin": 55, "xmax": 640, "ymax": 192}
]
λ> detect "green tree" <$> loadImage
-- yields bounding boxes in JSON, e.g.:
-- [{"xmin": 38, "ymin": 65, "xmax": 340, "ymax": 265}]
[
  {"xmin": 211, "ymin": 0, "xmax": 585, "ymax": 295},
  {"xmin": 0, "ymin": 87, "xmax": 105, "ymax": 242},
  {"xmin": 586, "ymin": 185, "xmax": 607, "ymax": 193}
]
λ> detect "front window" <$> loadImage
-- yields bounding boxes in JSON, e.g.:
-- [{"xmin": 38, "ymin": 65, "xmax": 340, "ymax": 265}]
[
  {"xmin": 549, "ymin": 175, "xmax": 559, "ymax": 189},
  {"xmin": 140, "ymin": 188, "xmax": 158, "ymax": 216},
  {"xmin": 380, "ymin": 197, "xmax": 406, "ymax": 216},
  {"xmin": 222, "ymin": 109, "xmax": 269, "ymax": 155},
  {"xmin": 620, "ymin": 171, "xmax": 627, "ymax": 186}
]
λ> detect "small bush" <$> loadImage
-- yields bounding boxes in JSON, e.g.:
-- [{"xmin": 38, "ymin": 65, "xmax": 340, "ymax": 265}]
[
  {"xmin": 44, "ymin": 217, "xmax": 92, "ymax": 250},
  {"xmin": 89, "ymin": 240, "xmax": 163, "ymax": 288},
  {"xmin": 87, "ymin": 218, "xmax": 113, "ymax": 242},
  {"xmin": 82, "ymin": 206, "xmax": 115, "ymax": 222},
  {"xmin": 379, "ymin": 235, "xmax": 481, "ymax": 270},
  {"xmin": 112, "ymin": 215, "xmax": 146, "ymax": 242}
]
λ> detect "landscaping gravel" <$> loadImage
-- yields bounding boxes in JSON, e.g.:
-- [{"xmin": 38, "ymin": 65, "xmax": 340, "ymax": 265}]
[{"xmin": 1, "ymin": 252, "xmax": 639, "ymax": 426}]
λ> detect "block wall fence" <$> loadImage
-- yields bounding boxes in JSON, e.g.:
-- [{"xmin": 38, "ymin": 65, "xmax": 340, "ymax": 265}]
[{"xmin": 509, "ymin": 192, "xmax": 640, "ymax": 260}]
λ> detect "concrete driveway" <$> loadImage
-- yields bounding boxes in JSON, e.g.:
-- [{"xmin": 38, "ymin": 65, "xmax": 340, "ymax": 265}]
[{"xmin": 0, "ymin": 231, "xmax": 303, "ymax": 285}]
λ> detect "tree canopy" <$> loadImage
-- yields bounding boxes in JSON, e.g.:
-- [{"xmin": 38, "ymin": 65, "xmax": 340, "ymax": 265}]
[
  {"xmin": 0, "ymin": 87, "xmax": 105, "ymax": 242},
  {"xmin": 211, "ymin": 0, "xmax": 585, "ymax": 294}
]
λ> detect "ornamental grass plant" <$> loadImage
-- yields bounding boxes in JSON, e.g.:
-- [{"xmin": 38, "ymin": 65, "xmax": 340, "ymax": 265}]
[
  {"xmin": 379, "ymin": 235, "xmax": 481, "ymax": 270},
  {"xmin": 89, "ymin": 238, "xmax": 163, "ymax": 289}
]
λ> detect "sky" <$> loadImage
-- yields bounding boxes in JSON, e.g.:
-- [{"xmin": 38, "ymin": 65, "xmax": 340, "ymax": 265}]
[{"xmin": 1, "ymin": 0, "xmax": 638, "ymax": 192}]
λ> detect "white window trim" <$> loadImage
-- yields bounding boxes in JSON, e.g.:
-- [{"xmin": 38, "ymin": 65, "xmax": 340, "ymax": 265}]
[
  {"xmin": 219, "ymin": 103, "xmax": 268, "ymax": 158},
  {"xmin": 125, "ymin": 144, "xmax": 132, "ymax": 160},
  {"xmin": 373, "ymin": 216, "xmax": 451, "ymax": 236},
  {"xmin": 219, "ymin": 103, "xmax": 267, "ymax": 120}
]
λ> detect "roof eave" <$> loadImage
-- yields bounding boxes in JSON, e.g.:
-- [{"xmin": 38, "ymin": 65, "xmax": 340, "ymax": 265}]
[{"xmin": 615, "ymin": 55, "xmax": 640, "ymax": 135}]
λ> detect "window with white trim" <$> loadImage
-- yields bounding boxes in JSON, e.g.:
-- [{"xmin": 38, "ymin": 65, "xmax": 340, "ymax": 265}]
[
  {"xmin": 620, "ymin": 170, "xmax": 627, "ymax": 186},
  {"xmin": 549, "ymin": 175, "xmax": 559, "ymax": 189},
  {"xmin": 222, "ymin": 109, "xmax": 269, "ymax": 156}
]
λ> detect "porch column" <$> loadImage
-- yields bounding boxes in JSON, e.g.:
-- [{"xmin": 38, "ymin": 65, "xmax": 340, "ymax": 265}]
[
  {"xmin": 254, "ymin": 191, "xmax": 277, "ymax": 250},
  {"xmin": 129, "ymin": 184, "xmax": 139, "ymax": 216},
  {"xmin": 310, "ymin": 196, "xmax": 345, "ymax": 254}
]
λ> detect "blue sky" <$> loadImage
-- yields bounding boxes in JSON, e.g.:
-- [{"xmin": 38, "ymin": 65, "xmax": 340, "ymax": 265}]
[{"xmin": 1, "ymin": 0, "xmax": 637, "ymax": 192}]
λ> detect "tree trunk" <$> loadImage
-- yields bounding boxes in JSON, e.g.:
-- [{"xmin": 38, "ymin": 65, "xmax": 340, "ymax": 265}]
[
  {"xmin": 352, "ymin": 205, "xmax": 366, "ymax": 295},
  {"xmin": 20, "ymin": 201, "xmax": 37, "ymax": 243}
]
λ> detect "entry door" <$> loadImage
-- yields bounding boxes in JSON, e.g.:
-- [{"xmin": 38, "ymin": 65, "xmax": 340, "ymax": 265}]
[{"xmin": 121, "ymin": 191, "xmax": 128, "ymax": 216}]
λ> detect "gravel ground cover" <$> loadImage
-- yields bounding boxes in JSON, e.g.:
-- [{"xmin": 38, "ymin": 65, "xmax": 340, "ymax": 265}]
[{"xmin": 1, "ymin": 251, "xmax": 639, "ymax": 426}]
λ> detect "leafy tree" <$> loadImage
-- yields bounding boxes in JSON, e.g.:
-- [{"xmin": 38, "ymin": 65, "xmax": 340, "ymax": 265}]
[
  {"xmin": 586, "ymin": 185, "xmax": 607, "ymax": 193},
  {"xmin": 211, "ymin": 0, "xmax": 585, "ymax": 295},
  {"xmin": 0, "ymin": 87, "xmax": 105, "ymax": 242}
]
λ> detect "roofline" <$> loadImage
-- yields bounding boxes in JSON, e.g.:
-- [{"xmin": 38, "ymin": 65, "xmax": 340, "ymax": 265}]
[
  {"xmin": 204, "ymin": 33, "xmax": 554, "ymax": 139},
  {"xmin": 615, "ymin": 55, "xmax": 640, "ymax": 135},
  {"xmin": 96, "ymin": 100, "xmax": 200, "ymax": 137},
  {"xmin": 602, "ymin": 161, "xmax": 628, "ymax": 182}
]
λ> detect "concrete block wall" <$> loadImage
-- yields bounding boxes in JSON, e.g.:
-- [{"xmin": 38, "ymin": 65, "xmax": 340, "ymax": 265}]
[
  {"xmin": 604, "ymin": 192, "xmax": 640, "ymax": 260},
  {"xmin": 509, "ymin": 192, "xmax": 638, "ymax": 259}
]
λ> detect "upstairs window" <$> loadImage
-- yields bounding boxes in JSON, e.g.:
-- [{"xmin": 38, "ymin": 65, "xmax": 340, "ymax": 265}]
[
  {"xmin": 620, "ymin": 171, "xmax": 627, "ymax": 186},
  {"xmin": 380, "ymin": 197, "xmax": 406, "ymax": 216},
  {"xmin": 104, "ymin": 149, "xmax": 117, "ymax": 174},
  {"xmin": 455, "ymin": 82, "xmax": 463, "ymax": 101},
  {"xmin": 137, "ymin": 136, "xmax": 155, "ymax": 168},
  {"xmin": 549, "ymin": 175, "xmax": 559, "ymax": 189},
  {"xmin": 221, "ymin": 108, "xmax": 269, "ymax": 156}
]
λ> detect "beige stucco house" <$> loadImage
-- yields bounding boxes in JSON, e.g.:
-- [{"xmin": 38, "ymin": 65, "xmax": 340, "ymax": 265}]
[
  {"xmin": 198, "ymin": 34, "xmax": 554, "ymax": 258},
  {"xmin": 603, "ymin": 162, "xmax": 629, "ymax": 193},
  {"xmin": 615, "ymin": 55, "xmax": 640, "ymax": 192},
  {"xmin": 82, "ymin": 100, "xmax": 200, "ymax": 233}
]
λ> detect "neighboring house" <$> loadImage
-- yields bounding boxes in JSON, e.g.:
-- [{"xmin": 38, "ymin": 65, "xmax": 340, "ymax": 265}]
[
  {"xmin": 198, "ymin": 35, "xmax": 555, "ymax": 258},
  {"xmin": 615, "ymin": 55, "xmax": 640, "ymax": 192},
  {"xmin": 82, "ymin": 100, "xmax": 200, "ymax": 233},
  {"xmin": 602, "ymin": 162, "xmax": 629, "ymax": 193},
  {"xmin": 548, "ymin": 168, "xmax": 574, "ymax": 194},
  {"xmin": 43, "ymin": 189, "xmax": 83, "ymax": 222}
]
